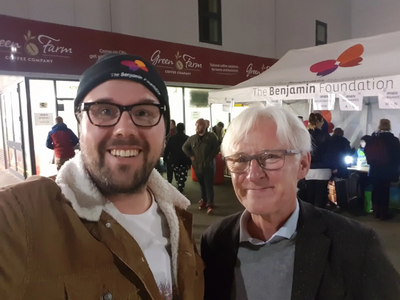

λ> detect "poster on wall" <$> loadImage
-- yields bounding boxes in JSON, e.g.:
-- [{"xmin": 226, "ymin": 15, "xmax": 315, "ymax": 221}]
[
  {"xmin": 313, "ymin": 94, "xmax": 335, "ymax": 110},
  {"xmin": 34, "ymin": 113, "xmax": 53, "ymax": 125},
  {"xmin": 338, "ymin": 94, "xmax": 363, "ymax": 111},
  {"xmin": 378, "ymin": 91, "xmax": 400, "ymax": 109},
  {"xmin": 191, "ymin": 111, "xmax": 200, "ymax": 120}
]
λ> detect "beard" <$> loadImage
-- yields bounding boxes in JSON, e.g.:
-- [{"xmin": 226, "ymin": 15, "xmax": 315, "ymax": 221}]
[{"xmin": 81, "ymin": 135, "xmax": 160, "ymax": 196}]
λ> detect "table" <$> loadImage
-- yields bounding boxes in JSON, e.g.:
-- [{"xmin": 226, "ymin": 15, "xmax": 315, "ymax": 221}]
[{"xmin": 347, "ymin": 165, "xmax": 370, "ymax": 173}]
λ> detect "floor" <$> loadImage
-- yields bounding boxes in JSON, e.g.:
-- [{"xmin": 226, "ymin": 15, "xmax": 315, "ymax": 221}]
[{"xmin": 1, "ymin": 167, "xmax": 399, "ymax": 273}]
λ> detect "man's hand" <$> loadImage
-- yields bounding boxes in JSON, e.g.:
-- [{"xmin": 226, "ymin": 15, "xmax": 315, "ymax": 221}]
[{"xmin": 190, "ymin": 156, "xmax": 195, "ymax": 162}]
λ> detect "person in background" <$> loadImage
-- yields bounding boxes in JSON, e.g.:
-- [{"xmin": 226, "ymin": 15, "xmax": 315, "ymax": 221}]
[
  {"xmin": 183, "ymin": 118, "xmax": 220, "ymax": 214},
  {"xmin": 354, "ymin": 135, "xmax": 371, "ymax": 165},
  {"xmin": 164, "ymin": 123, "xmax": 191, "ymax": 194},
  {"xmin": 212, "ymin": 121, "xmax": 225, "ymax": 144},
  {"xmin": 46, "ymin": 116, "xmax": 79, "ymax": 171},
  {"xmin": 204, "ymin": 119, "xmax": 210, "ymax": 132},
  {"xmin": 201, "ymin": 106, "xmax": 400, "ymax": 300},
  {"xmin": 165, "ymin": 119, "xmax": 177, "ymax": 183},
  {"xmin": 330, "ymin": 128, "xmax": 353, "ymax": 179},
  {"xmin": 352, "ymin": 134, "xmax": 372, "ymax": 207},
  {"xmin": 0, "ymin": 54, "xmax": 204, "ymax": 299},
  {"xmin": 365, "ymin": 119, "xmax": 400, "ymax": 220},
  {"xmin": 305, "ymin": 113, "xmax": 332, "ymax": 208}
]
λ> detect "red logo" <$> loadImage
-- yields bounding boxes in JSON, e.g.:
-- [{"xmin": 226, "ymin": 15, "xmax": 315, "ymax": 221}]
[
  {"xmin": 310, "ymin": 44, "xmax": 364, "ymax": 76},
  {"xmin": 121, "ymin": 60, "xmax": 149, "ymax": 72}
]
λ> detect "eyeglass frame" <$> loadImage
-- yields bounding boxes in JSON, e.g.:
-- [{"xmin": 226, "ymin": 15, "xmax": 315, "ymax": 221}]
[
  {"xmin": 224, "ymin": 149, "xmax": 301, "ymax": 174},
  {"xmin": 77, "ymin": 102, "xmax": 166, "ymax": 128}
]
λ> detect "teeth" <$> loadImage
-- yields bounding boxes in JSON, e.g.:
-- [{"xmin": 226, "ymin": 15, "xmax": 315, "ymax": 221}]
[{"xmin": 110, "ymin": 149, "xmax": 139, "ymax": 157}]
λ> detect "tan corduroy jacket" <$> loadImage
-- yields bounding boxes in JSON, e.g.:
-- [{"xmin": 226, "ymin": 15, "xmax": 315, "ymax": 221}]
[{"xmin": 0, "ymin": 154, "xmax": 204, "ymax": 300}]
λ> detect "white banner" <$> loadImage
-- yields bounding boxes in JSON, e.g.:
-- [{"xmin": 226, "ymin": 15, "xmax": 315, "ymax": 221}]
[
  {"xmin": 338, "ymin": 93, "xmax": 363, "ymax": 111},
  {"xmin": 378, "ymin": 91, "xmax": 400, "ymax": 109},
  {"xmin": 313, "ymin": 94, "xmax": 335, "ymax": 110},
  {"xmin": 222, "ymin": 98, "xmax": 233, "ymax": 112},
  {"xmin": 266, "ymin": 99, "xmax": 282, "ymax": 107}
]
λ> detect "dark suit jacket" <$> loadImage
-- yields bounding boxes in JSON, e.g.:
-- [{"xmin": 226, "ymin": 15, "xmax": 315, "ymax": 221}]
[{"xmin": 201, "ymin": 201, "xmax": 400, "ymax": 300}]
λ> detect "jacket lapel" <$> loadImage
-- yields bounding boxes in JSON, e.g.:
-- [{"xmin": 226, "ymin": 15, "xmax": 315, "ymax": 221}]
[
  {"xmin": 88, "ymin": 211, "xmax": 163, "ymax": 300},
  {"xmin": 291, "ymin": 201, "xmax": 330, "ymax": 300}
]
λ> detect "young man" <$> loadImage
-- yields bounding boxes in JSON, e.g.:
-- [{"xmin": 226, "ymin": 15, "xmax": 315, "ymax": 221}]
[
  {"xmin": 46, "ymin": 116, "xmax": 79, "ymax": 170},
  {"xmin": 183, "ymin": 118, "xmax": 220, "ymax": 214},
  {"xmin": 0, "ymin": 54, "xmax": 203, "ymax": 300},
  {"xmin": 201, "ymin": 106, "xmax": 400, "ymax": 300}
]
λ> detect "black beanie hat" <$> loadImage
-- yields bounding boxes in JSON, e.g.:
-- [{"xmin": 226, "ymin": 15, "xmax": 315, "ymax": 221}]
[{"xmin": 74, "ymin": 54, "xmax": 170, "ymax": 134}]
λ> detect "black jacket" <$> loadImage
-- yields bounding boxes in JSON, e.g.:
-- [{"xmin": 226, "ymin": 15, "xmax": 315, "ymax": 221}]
[
  {"xmin": 365, "ymin": 131, "xmax": 400, "ymax": 181},
  {"xmin": 182, "ymin": 132, "xmax": 220, "ymax": 174},
  {"xmin": 309, "ymin": 128, "xmax": 332, "ymax": 169},
  {"xmin": 201, "ymin": 201, "xmax": 400, "ymax": 300},
  {"xmin": 163, "ymin": 132, "xmax": 191, "ymax": 166},
  {"xmin": 330, "ymin": 135, "xmax": 353, "ymax": 178}
]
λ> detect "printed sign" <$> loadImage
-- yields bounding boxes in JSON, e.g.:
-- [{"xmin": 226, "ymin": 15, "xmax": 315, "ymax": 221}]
[
  {"xmin": 34, "ymin": 113, "xmax": 53, "ymax": 125},
  {"xmin": 39, "ymin": 102, "xmax": 48, "ymax": 108},
  {"xmin": 222, "ymin": 98, "xmax": 233, "ymax": 113},
  {"xmin": 378, "ymin": 91, "xmax": 400, "ymax": 109},
  {"xmin": 266, "ymin": 99, "xmax": 282, "ymax": 107},
  {"xmin": 338, "ymin": 94, "xmax": 363, "ymax": 111},
  {"xmin": 313, "ymin": 94, "xmax": 335, "ymax": 110},
  {"xmin": 191, "ymin": 111, "xmax": 200, "ymax": 120}
]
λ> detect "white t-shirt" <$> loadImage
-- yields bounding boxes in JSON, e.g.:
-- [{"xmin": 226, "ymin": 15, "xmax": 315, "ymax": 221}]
[{"xmin": 122, "ymin": 192, "xmax": 174, "ymax": 299}]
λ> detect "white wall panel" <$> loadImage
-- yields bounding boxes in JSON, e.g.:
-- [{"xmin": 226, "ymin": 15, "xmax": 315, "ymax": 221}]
[
  {"xmin": 29, "ymin": 0, "xmax": 74, "ymax": 26},
  {"xmin": 141, "ymin": 0, "xmax": 173, "ymax": 42},
  {"xmin": 0, "ymin": 0, "xmax": 29, "ymax": 19},
  {"xmin": 111, "ymin": 0, "xmax": 143, "ymax": 37},
  {"xmin": 276, "ymin": 0, "xmax": 351, "ymax": 58},
  {"xmin": 74, "ymin": 0, "xmax": 111, "ymax": 31},
  {"xmin": 351, "ymin": 0, "xmax": 400, "ymax": 38}
]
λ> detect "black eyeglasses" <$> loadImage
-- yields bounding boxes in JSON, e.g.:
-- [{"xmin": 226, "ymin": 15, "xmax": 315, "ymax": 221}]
[
  {"xmin": 224, "ymin": 149, "xmax": 300, "ymax": 174},
  {"xmin": 79, "ymin": 102, "xmax": 166, "ymax": 127}
]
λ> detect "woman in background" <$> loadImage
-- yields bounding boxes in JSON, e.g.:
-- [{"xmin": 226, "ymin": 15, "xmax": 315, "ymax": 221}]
[{"xmin": 305, "ymin": 113, "xmax": 332, "ymax": 208}]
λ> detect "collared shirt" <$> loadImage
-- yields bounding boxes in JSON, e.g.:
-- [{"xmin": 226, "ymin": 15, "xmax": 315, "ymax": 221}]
[{"xmin": 239, "ymin": 200, "xmax": 299, "ymax": 245}]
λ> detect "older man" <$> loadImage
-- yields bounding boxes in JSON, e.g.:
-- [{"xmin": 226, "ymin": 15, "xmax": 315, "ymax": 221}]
[
  {"xmin": 201, "ymin": 105, "xmax": 400, "ymax": 300},
  {"xmin": 0, "ymin": 54, "xmax": 203, "ymax": 299}
]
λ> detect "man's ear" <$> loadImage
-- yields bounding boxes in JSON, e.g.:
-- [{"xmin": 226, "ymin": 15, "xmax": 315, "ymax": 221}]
[{"xmin": 298, "ymin": 152, "xmax": 311, "ymax": 180}]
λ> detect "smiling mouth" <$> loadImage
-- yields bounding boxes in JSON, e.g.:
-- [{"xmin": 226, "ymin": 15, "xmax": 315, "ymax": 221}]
[{"xmin": 109, "ymin": 149, "xmax": 140, "ymax": 158}]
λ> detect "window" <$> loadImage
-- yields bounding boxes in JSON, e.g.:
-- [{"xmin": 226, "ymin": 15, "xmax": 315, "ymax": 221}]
[
  {"xmin": 316, "ymin": 20, "xmax": 327, "ymax": 46},
  {"xmin": 199, "ymin": 0, "xmax": 222, "ymax": 45}
]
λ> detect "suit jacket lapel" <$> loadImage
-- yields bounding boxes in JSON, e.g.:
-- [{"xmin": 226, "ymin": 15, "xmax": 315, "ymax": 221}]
[{"xmin": 292, "ymin": 201, "xmax": 330, "ymax": 300}]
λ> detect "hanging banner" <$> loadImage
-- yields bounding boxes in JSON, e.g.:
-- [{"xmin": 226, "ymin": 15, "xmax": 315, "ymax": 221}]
[
  {"xmin": 338, "ymin": 93, "xmax": 363, "ymax": 111},
  {"xmin": 222, "ymin": 98, "xmax": 233, "ymax": 113},
  {"xmin": 0, "ymin": 15, "xmax": 276, "ymax": 86},
  {"xmin": 378, "ymin": 91, "xmax": 400, "ymax": 109},
  {"xmin": 266, "ymin": 99, "xmax": 282, "ymax": 107},
  {"xmin": 313, "ymin": 94, "xmax": 335, "ymax": 110}
]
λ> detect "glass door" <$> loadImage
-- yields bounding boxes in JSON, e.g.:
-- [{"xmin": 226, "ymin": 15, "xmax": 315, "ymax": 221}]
[{"xmin": 2, "ymin": 86, "xmax": 25, "ymax": 179}]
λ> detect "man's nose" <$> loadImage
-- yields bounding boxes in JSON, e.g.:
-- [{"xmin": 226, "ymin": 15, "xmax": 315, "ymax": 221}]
[
  {"xmin": 247, "ymin": 159, "xmax": 266, "ymax": 181},
  {"xmin": 113, "ymin": 111, "xmax": 139, "ymax": 137}
]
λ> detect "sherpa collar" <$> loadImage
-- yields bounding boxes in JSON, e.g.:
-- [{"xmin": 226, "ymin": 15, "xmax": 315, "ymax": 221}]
[{"xmin": 55, "ymin": 153, "xmax": 191, "ymax": 285}]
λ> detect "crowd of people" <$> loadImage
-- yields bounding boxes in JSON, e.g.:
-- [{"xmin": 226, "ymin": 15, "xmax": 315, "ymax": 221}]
[
  {"xmin": 1, "ymin": 54, "xmax": 399, "ymax": 299},
  {"xmin": 298, "ymin": 112, "xmax": 400, "ymax": 221}
]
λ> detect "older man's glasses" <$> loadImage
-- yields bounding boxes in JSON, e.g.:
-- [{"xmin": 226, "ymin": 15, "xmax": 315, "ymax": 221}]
[
  {"xmin": 224, "ymin": 149, "xmax": 301, "ymax": 174},
  {"xmin": 80, "ymin": 102, "xmax": 166, "ymax": 127}
]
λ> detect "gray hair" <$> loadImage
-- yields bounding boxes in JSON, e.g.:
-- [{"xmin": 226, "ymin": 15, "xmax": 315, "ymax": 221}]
[{"xmin": 221, "ymin": 105, "xmax": 312, "ymax": 156}]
